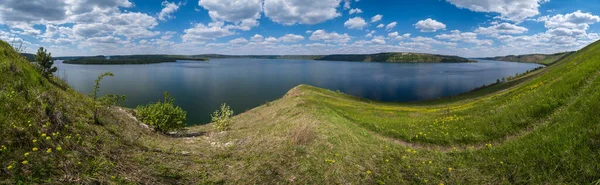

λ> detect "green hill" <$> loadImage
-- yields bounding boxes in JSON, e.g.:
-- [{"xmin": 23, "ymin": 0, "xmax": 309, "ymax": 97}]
[
  {"xmin": 63, "ymin": 55, "xmax": 208, "ymax": 65},
  {"xmin": 482, "ymin": 51, "xmax": 574, "ymax": 65},
  {"xmin": 316, "ymin": 52, "xmax": 476, "ymax": 63},
  {"xmin": 1, "ymin": 39, "xmax": 599, "ymax": 184}
]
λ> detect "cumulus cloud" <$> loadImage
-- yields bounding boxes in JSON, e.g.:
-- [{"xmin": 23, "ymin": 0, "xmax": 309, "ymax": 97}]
[
  {"xmin": 309, "ymin": 30, "xmax": 351, "ymax": 43},
  {"xmin": 376, "ymin": 24, "xmax": 384, "ymax": 28},
  {"xmin": 158, "ymin": 1, "xmax": 182, "ymax": 21},
  {"xmin": 476, "ymin": 23, "xmax": 528, "ymax": 36},
  {"xmin": 386, "ymin": 22, "xmax": 397, "ymax": 30},
  {"xmin": 251, "ymin": 34, "xmax": 264, "ymax": 42},
  {"xmin": 349, "ymin": 8, "xmax": 363, "ymax": 14},
  {"xmin": 445, "ymin": 0, "xmax": 546, "ymax": 22},
  {"xmin": 414, "ymin": 18, "xmax": 446, "ymax": 32},
  {"xmin": 278, "ymin": 34, "xmax": 305, "ymax": 42},
  {"xmin": 198, "ymin": 0, "xmax": 262, "ymax": 28},
  {"xmin": 229, "ymin": 37, "xmax": 249, "ymax": 45},
  {"xmin": 436, "ymin": 30, "xmax": 493, "ymax": 45},
  {"xmin": 543, "ymin": 10, "xmax": 600, "ymax": 36},
  {"xmin": 388, "ymin": 32, "xmax": 410, "ymax": 40},
  {"xmin": 371, "ymin": 14, "xmax": 382, "ymax": 23},
  {"xmin": 263, "ymin": 0, "xmax": 342, "ymax": 25},
  {"xmin": 344, "ymin": 17, "xmax": 367, "ymax": 30},
  {"xmin": 182, "ymin": 22, "xmax": 235, "ymax": 42}
]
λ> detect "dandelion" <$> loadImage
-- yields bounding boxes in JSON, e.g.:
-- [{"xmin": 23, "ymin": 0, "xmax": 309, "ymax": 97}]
[
  {"xmin": 7, "ymin": 165, "xmax": 13, "ymax": 170},
  {"xmin": 32, "ymin": 147, "xmax": 39, "ymax": 152},
  {"xmin": 21, "ymin": 160, "xmax": 28, "ymax": 165},
  {"xmin": 41, "ymin": 133, "xmax": 47, "ymax": 137},
  {"xmin": 46, "ymin": 148, "xmax": 52, "ymax": 153},
  {"xmin": 366, "ymin": 170, "xmax": 371, "ymax": 174},
  {"xmin": 56, "ymin": 146, "xmax": 62, "ymax": 151},
  {"xmin": 32, "ymin": 139, "xmax": 37, "ymax": 143},
  {"xmin": 24, "ymin": 152, "xmax": 29, "ymax": 157}
]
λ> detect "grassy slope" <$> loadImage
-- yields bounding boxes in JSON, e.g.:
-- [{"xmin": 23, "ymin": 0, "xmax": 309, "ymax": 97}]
[
  {"xmin": 484, "ymin": 52, "xmax": 573, "ymax": 65},
  {"xmin": 1, "ymin": 39, "xmax": 600, "ymax": 184}
]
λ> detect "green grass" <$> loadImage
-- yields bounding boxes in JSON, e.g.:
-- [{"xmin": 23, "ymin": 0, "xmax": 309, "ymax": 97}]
[{"xmin": 1, "ymin": 39, "xmax": 600, "ymax": 184}]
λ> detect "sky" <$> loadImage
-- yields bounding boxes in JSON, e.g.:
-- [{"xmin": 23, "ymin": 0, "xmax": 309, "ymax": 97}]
[{"xmin": 1, "ymin": 0, "xmax": 599, "ymax": 57}]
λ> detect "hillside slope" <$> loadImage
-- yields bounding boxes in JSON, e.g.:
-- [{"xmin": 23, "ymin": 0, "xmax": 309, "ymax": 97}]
[
  {"xmin": 482, "ymin": 51, "xmax": 573, "ymax": 65},
  {"xmin": 1, "ymin": 40, "xmax": 600, "ymax": 184}
]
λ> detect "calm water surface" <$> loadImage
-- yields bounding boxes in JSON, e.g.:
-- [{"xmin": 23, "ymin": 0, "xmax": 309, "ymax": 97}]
[{"xmin": 55, "ymin": 59, "xmax": 542, "ymax": 124}]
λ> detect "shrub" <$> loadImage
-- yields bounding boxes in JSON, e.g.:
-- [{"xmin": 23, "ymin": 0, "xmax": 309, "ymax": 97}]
[
  {"xmin": 136, "ymin": 92, "xmax": 186, "ymax": 133},
  {"xmin": 211, "ymin": 103, "xmax": 234, "ymax": 132},
  {"xmin": 34, "ymin": 47, "xmax": 57, "ymax": 78}
]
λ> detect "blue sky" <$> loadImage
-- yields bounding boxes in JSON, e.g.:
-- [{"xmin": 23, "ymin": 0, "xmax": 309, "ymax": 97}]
[{"xmin": 1, "ymin": 0, "xmax": 599, "ymax": 57}]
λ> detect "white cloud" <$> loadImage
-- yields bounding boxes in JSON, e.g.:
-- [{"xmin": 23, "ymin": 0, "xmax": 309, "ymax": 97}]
[
  {"xmin": 182, "ymin": 22, "xmax": 235, "ymax": 42},
  {"xmin": 544, "ymin": 10, "xmax": 600, "ymax": 35},
  {"xmin": 309, "ymin": 30, "xmax": 351, "ymax": 43},
  {"xmin": 349, "ymin": 8, "xmax": 363, "ymax": 14},
  {"xmin": 445, "ymin": 0, "xmax": 546, "ymax": 22},
  {"xmin": 414, "ymin": 18, "xmax": 446, "ymax": 32},
  {"xmin": 388, "ymin": 32, "xmax": 410, "ymax": 40},
  {"xmin": 371, "ymin": 14, "xmax": 383, "ymax": 23},
  {"xmin": 198, "ymin": 0, "xmax": 262, "ymax": 27},
  {"xmin": 476, "ymin": 23, "xmax": 529, "ymax": 36},
  {"xmin": 344, "ymin": 17, "xmax": 368, "ymax": 30},
  {"xmin": 229, "ymin": 37, "xmax": 249, "ymax": 45},
  {"xmin": 158, "ymin": 1, "xmax": 182, "ymax": 21},
  {"xmin": 377, "ymin": 24, "xmax": 384, "ymax": 28},
  {"xmin": 251, "ymin": 34, "xmax": 264, "ymax": 42},
  {"xmin": 263, "ymin": 0, "xmax": 342, "ymax": 25},
  {"xmin": 371, "ymin": 36, "xmax": 386, "ymax": 45},
  {"xmin": 411, "ymin": 36, "xmax": 457, "ymax": 47},
  {"xmin": 278, "ymin": 34, "xmax": 305, "ymax": 42},
  {"xmin": 386, "ymin": 22, "xmax": 397, "ymax": 30},
  {"xmin": 366, "ymin": 30, "xmax": 376, "ymax": 37},
  {"xmin": 436, "ymin": 30, "xmax": 493, "ymax": 45}
]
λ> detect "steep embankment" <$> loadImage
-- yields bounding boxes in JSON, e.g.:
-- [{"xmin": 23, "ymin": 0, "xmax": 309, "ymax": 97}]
[
  {"xmin": 1, "ymin": 39, "xmax": 600, "ymax": 184},
  {"xmin": 483, "ymin": 51, "xmax": 573, "ymax": 65}
]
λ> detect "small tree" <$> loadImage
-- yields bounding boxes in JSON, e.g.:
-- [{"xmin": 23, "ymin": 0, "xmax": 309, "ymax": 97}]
[
  {"xmin": 35, "ymin": 47, "xmax": 57, "ymax": 78},
  {"xmin": 211, "ymin": 103, "xmax": 234, "ymax": 132},
  {"xmin": 92, "ymin": 72, "xmax": 114, "ymax": 124},
  {"xmin": 136, "ymin": 92, "xmax": 186, "ymax": 133}
]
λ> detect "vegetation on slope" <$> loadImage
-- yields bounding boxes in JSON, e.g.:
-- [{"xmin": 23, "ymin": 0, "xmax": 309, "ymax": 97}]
[
  {"xmin": 316, "ymin": 52, "xmax": 476, "ymax": 63},
  {"xmin": 483, "ymin": 51, "xmax": 574, "ymax": 65},
  {"xmin": 1, "ymin": 38, "xmax": 600, "ymax": 184},
  {"xmin": 63, "ymin": 55, "xmax": 208, "ymax": 65}
]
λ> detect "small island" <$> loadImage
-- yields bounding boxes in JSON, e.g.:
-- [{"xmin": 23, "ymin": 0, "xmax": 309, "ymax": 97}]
[{"xmin": 63, "ymin": 55, "xmax": 209, "ymax": 65}]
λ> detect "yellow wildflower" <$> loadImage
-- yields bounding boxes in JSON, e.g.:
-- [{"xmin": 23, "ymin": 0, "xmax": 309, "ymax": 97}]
[
  {"xmin": 22, "ymin": 160, "xmax": 28, "ymax": 165},
  {"xmin": 7, "ymin": 165, "xmax": 13, "ymax": 170},
  {"xmin": 439, "ymin": 183, "xmax": 445, "ymax": 185},
  {"xmin": 46, "ymin": 148, "xmax": 52, "ymax": 153},
  {"xmin": 366, "ymin": 170, "xmax": 371, "ymax": 174},
  {"xmin": 56, "ymin": 146, "xmax": 62, "ymax": 151},
  {"xmin": 448, "ymin": 168, "xmax": 453, "ymax": 172},
  {"xmin": 385, "ymin": 159, "xmax": 389, "ymax": 162},
  {"xmin": 77, "ymin": 162, "xmax": 82, "ymax": 165},
  {"xmin": 24, "ymin": 152, "xmax": 29, "ymax": 157},
  {"xmin": 111, "ymin": 176, "xmax": 116, "ymax": 179},
  {"xmin": 41, "ymin": 133, "xmax": 47, "ymax": 137},
  {"xmin": 28, "ymin": 124, "xmax": 32, "ymax": 127},
  {"xmin": 46, "ymin": 136, "xmax": 51, "ymax": 140},
  {"xmin": 32, "ymin": 139, "xmax": 37, "ymax": 143},
  {"xmin": 32, "ymin": 147, "xmax": 39, "ymax": 151}
]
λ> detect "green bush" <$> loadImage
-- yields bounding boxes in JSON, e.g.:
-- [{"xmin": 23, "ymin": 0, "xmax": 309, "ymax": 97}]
[
  {"xmin": 211, "ymin": 103, "xmax": 234, "ymax": 132},
  {"xmin": 136, "ymin": 92, "xmax": 186, "ymax": 133}
]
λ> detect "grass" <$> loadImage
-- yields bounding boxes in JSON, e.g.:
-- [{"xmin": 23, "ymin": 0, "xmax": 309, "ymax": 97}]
[{"xmin": 1, "ymin": 39, "xmax": 600, "ymax": 184}]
